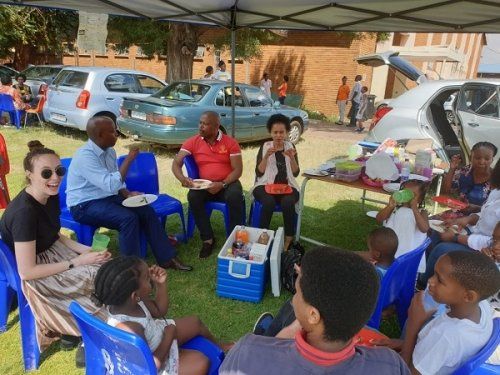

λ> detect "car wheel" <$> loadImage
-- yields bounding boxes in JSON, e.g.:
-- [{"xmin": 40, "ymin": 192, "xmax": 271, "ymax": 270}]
[
  {"xmin": 445, "ymin": 110, "xmax": 455, "ymax": 123},
  {"xmin": 288, "ymin": 120, "xmax": 303, "ymax": 144}
]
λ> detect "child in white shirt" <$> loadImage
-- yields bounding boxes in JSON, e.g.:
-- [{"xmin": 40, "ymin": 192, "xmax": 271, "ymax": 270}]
[
  {"xmin": 401, "ymin": 250, "xmax": 499, "ymax": 374},
  {"xmin": 376, "ymin": 179, "xmax": 430, "ymax": 272}
]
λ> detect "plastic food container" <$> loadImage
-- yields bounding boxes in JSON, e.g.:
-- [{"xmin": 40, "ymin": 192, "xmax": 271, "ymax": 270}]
[
  {"xmin": 335, "ymin": 171, "xmax": 361, "ymax": 182},
  {"xmin": 335, "ymin": 161, "xmax": 362, "ymax": 175}
]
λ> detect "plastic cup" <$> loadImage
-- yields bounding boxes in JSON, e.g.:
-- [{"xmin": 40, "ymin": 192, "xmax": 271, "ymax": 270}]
[
  {"xmin": 92, "ymin": 233, "xmax": 110, "ymax": 252},
  {"xmin": 392, "ymin": 188, "xmax": 414, "ymax": 204}
]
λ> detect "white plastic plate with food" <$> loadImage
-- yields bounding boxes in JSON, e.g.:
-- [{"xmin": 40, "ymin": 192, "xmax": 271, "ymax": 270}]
[
  {"xmin": 189, "ymin": 179, "xmax": 212, "ymax": 190},
  {"xmin": 408, "ymin": 174, "xmax": 430, "ymax": 182},
  {"xmin": 429, "ymin": 219, "xmax": 467, "ymax": 235},
  {"xmin": 382, "ymin": 182, "xmax": 401, "ymax": 193},
  {"xmin": 122, "ymin": 194, "xmax": 158, "ymax": 208}
]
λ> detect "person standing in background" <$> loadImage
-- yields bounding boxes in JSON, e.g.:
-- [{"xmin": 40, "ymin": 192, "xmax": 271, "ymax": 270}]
[
  {"xmin": 335, "ymin": 76, "xmax": 350, "ymax": 125},
  {"xmin": 202, "ymin": 66, "xmax": 214, "ymax": 79},
  {"xmin": 260, "ymin": 73, "xmax": 272, "ymax": 98},
  {"xmin": 278, "ymin": 75, "xmax": 289, "ymax": 105},
  {"xmin": 213, "ymin": 61, "xmax": 231, "ymax": 81},
  {"xmin": 356, "ymin": 86, "xmax": 369, "ymax": 132},
  {"xmin": 347, "ymin": 74, "xmax": 362, "ymax": 127}
]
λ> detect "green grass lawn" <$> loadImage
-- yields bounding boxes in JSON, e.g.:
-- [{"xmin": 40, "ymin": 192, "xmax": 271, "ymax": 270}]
[{"xmin": 0, "ymin": 122, "xmax": 393, "ymax": 374}]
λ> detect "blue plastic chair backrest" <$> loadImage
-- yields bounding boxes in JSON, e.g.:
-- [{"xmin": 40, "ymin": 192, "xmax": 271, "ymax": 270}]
[
  {"xmin": 0, "ymin": 238, "xmax": 20, "ymax": 293},
  {"xmin": 117, "ymin": 152, "xmax": 159, "ymax": 194},
  {"xmin": 59, "ymin": 158, "xmax": 72, "ymax": 211},
  {"xmin": 183, "ymin": 155, "xmax": 200, "ymax": 179},
  {"xmin": 0, "ymin": 94, "xmax": 16, "ymax": 111},
  {"xmin": 368, "ymin": 237, "xmax": 431, "ymax": 328},
  {"xmin": 453, "ymin": 318, "xmax": 500, "ymax": 375},
  {"xmin": 69, "ymin": 301, "xmax": 157, "ymax": 375}
]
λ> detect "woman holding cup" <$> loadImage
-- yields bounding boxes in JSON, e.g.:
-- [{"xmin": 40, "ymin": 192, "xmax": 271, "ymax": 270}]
[
  {"xmin": 252, "ymin": 114, "xmax": 300, "ymax": 251},
  {"xmin": 0, "ymin": 141, "xmax": 111, "ymax": 365}
]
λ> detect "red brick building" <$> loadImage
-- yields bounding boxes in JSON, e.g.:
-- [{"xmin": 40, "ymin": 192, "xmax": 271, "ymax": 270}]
[{"xmin": 63, "ymin": 31, "xmax": 378, "ymax": 117}]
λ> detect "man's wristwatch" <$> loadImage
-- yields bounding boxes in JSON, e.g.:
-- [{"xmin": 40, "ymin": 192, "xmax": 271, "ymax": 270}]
[
  {"xmin": 68, "ymin": 260, "xmax": 75, "ymax": 270},
  {"xmin": 222, "ymin": 181, "xmax": 228, "ymax": 189}
]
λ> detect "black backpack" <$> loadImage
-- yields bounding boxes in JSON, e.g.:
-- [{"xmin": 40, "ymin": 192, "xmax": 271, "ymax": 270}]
[{"xmin": 280, "ymin": 241, "xmax": 305, "ymax": 294}]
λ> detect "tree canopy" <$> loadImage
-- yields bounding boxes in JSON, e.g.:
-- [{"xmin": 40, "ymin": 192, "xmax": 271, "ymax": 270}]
[{"xmin": 0, "ymin": 6, "xmax": 78, "ymax": 69}]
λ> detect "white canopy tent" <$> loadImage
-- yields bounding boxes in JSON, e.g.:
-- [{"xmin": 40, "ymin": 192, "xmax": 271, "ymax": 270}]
[
  {"xmin": 3, "ymin": 0, "xmax": 500, "ymax": 134},
  {"xmin": 3, "ymin": 0, "xmax": 500, "ymax": 32}
]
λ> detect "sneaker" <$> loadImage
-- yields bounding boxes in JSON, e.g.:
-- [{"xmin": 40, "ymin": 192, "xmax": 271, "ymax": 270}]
[
  {"xmin": 335, "ymin": 121, "xmax": 343, "ymax": 125},
  {"xmin": 168, "ymin": 235, "xmax": 178, "ymax": 246},
  {"xmin": 60, "ymin": 335, "xmax": 81, "ymax": 351},
  {"xmin": 199, "ymin": 239, "xmax": 215, "ymax": 259},
  {"xmin": 75, "ymin": 342, "xmax": 85, "ymax": 368},
  {"xmin": 252, "ymin": 312, "xmax": 274, "ymax": 335}
]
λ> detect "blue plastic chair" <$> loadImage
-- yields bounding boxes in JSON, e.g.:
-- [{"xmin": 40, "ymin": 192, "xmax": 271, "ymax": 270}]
[
  {"xmin": 453, "ymin": 318, "xmax": 500, "ymax": 375},
  {"xmin": 249, "ymin": 199, "xmax": 298, "ymax": 230},
  {"xmin": 69, "ymin": 301, "xmax": 224, "ymax": 375},
  {"xmin": 184, "ymin": 155, "xmax": 245, "ymax": 238},
  {"xmin": 0, "ymin": 93, "xmax": 24, "ymax": 129},
  {"xmin": 117, "ymin": 152, "xmax": 187, "ymax": 244},
  {"xmin": 59, "ymin": 158, "xmax": 98, "ymax": 246},
  {"xmin": 367, "ymin": 237, "xmax": 431, "ymax": 330},
  {"xmin": 0, "ymin": 238, "xmax": 40, "ymax": 371}
]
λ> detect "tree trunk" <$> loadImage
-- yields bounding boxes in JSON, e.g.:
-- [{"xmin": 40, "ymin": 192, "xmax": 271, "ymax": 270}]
[{"xmin": 166, "ymin": 23, "xmax": 199, "ymax": 82}]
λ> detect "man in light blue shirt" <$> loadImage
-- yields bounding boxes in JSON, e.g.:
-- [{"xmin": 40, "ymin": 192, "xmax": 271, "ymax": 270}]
[{"xmin": 67, "ymin": 116, "xmax": 192, "ymax": 271}]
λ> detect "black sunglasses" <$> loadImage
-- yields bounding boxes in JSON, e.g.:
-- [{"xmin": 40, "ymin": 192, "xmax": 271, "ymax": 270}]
[{"xmin": 41, "ymin": 166, "xmax": 66, "ymax": 179}]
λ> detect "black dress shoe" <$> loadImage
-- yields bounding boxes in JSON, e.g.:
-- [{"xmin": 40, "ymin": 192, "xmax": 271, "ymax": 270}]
[
  {"xmin": 60, "ymin": 335, "xmax": 81, "ymax": 351},
  {"xmin": 75, "ymin": 342, "xmax": 85, "ymax": 368},
  {"xmin": 162, "ymin": 257, "xmax": 193, "ymax": 271},
  {"xmin": 199, "ymin": 239, "xmax": 215, "ymax": 259}
]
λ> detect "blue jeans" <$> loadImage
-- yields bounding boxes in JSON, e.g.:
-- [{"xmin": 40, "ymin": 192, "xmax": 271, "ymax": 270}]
[{"xmin": 70, "ymin": 195, "xmax": 176, "ymax": 264}]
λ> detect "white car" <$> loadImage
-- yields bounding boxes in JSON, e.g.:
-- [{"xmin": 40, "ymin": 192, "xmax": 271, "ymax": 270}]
[
  {"xmin": 364, "ymin": 78, "xmax": 500, "ymax": 163},
  {"xmin": 44, "ymin": 67, "xmax": 167, "ymax": 130}
]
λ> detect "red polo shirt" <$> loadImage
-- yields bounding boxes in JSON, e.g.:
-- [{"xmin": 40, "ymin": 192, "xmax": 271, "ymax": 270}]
[{"xmin": 181, "ymin": 131, "xmax": 241, "ymax": 182}]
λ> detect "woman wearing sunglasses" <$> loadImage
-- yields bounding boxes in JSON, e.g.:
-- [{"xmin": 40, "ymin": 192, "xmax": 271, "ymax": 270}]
[{"xmin": 0, "ymin": 141, "xmax": 111, "ymax": 367}]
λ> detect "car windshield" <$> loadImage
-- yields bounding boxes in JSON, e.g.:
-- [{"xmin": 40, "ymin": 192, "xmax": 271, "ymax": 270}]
[
  {"xmin": 21, "ymin": 66, "xmax": 62, "ymax": 80},
  {"xmin": 152, "ymin": 82, "xmax": 210, "ymax": 102}
]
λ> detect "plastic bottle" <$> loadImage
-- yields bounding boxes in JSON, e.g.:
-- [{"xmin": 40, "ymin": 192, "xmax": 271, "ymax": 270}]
[
  {"xmin": 398, "ymin": 146, "xmax": 406, "ymax": 162},
  {"xmin": 257, "ymin": 230, "xmax": 270, "ymax": 245},
  {"xmin": 236, "ymin": 226, "xmax": 249, "ymax": 243},
  {"xmin": 400, "ymin": 158, "xmax": 410, "ymax": 182},
  {"xmin": 422, "ymin": 287, "xmax": 441, "ymax": 312}
]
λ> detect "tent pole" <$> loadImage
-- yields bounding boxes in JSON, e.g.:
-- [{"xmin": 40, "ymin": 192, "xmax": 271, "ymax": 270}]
[{"xmin": 231, "ymin": 28, "xmax": 236, "ymax": 137}]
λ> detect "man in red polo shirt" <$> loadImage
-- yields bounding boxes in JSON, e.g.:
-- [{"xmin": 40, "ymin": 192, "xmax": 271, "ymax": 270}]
[{"xmin": 172, "ymin": 111, "xmax": 244, "ymax": 258}]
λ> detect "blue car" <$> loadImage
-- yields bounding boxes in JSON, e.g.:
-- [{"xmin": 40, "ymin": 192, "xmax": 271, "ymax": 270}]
[{"xmin": 117, "ymin": 80, "xmax": 308, "ymax": 146}]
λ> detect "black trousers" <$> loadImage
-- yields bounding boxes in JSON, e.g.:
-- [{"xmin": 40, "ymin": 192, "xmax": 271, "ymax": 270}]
[
  {"xmin": 252, "ymin": 185, "xmax": 299, "ymax": 237},
  {"xmin": 349, "ymin": 101, "xmax": 359, "ymax": 126},
  {"xmin": 188, "ymin": 180, "xmax": 245, "ymax": 241},
  {"xmin": 264, "ymin": 299, "xmax": 295, "ymax": 336}
]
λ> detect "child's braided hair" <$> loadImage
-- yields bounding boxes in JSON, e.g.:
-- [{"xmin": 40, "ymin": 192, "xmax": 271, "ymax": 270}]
[{"xmin": 92, "ymin": 256, "xmax": 143, "ymax": 307}]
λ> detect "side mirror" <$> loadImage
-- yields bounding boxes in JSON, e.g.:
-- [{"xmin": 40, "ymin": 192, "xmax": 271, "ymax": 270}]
[{"xmin": 273, "ymin": 101, "xmax": 281, "ymax": 109}]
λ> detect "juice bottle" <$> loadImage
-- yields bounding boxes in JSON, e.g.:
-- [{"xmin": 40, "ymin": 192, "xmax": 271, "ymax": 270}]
[
  {"xmin": 257, "ymin": 230, "xmax": 270, "ymax": 245},
  {"xmin": 236, "ymin": 226, "xmax": 249, "ymax": 243}
]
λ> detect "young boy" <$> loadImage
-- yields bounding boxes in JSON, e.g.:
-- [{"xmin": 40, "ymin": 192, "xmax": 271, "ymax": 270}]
[
  {"xmin": 368, "ymin": 227, "xmax": 398, "ymax": 280},
  {"xmin": 221, "ymin": 247, "xmax": 410, "ymax": 374},
  {"xmin": 402, "ymin": 251, "xmax": 500, "ymax": 374}
]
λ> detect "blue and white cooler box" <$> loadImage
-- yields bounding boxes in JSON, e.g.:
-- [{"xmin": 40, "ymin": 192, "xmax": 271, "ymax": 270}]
[{"xmin": 217, "ymin": 226, "xmax": 283, "ymax": 303}]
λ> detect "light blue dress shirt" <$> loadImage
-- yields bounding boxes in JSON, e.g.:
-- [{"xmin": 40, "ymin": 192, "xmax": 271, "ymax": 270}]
[{"xmin": 66, "ymin": 140, "xmax": 126, "ymax": 207}]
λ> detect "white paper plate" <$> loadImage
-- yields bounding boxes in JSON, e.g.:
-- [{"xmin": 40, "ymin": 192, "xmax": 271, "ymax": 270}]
[
  {"xmin": 319, "ymin": 162, "xmax": 336, "ymax": 170},
  {"xmin": 304, "ymin": 169, "xmax": 329, "ymax": 177},
  {"xmin": 429, "ymin": 219, "xmax": 467, "ymax": 235},
  {"xmin": 189, "ymin": 179, "xmax": 212, "ymax": 190},
  {"xmin": 408, "ymin": 174, "xmax": 430, "ymax": 182},
  {"xmin": 122, "ymin": 194, "xmax": 158, "ymax": 208},
  {"xmin": 366, "ymin": 210, "xmax": 378, "ymax": 219},
  {"xmin": 382, "ymin": 182, "xmax": 401, "ymax": 193}
]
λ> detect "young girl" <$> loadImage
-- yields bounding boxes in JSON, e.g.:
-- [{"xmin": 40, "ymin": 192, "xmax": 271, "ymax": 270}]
[
  {"xmin": 376, "ymin": 179, "xmax": 430, "ymax": 271},
  {"xmin": 93, "ymin": 256, "xmax": 226, "ymax": 375}
]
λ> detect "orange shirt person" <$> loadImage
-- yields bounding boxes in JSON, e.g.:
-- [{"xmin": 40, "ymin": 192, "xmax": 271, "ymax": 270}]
[
  {"xmin": 278, "ymin": 75, "xmax": 289, "ymax": 105},
  {"xmin": 335, "ymin": 76, "xmax": 350, "ymax": 125}
]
